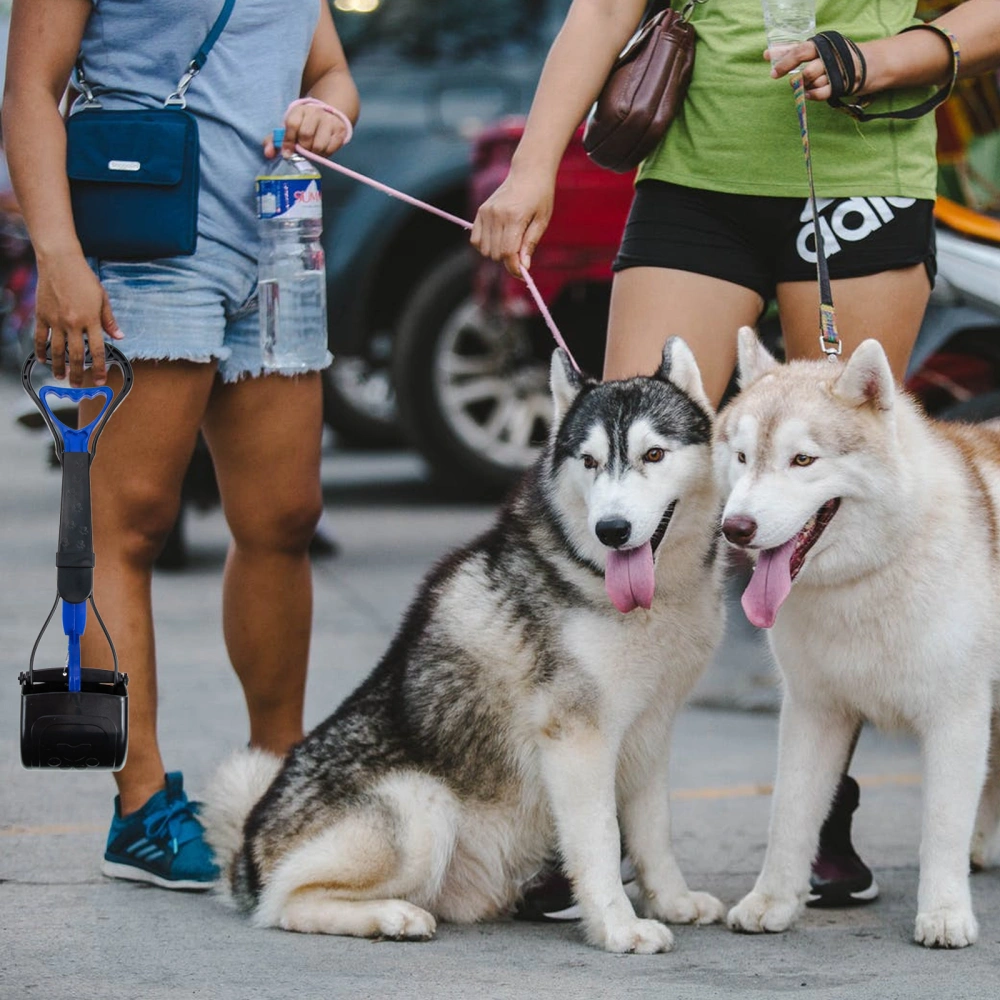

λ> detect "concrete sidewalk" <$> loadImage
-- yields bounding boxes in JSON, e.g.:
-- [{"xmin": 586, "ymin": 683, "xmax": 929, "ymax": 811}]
[{"xmin": 2, "ymin": 370, "xmax": 998, "ymax": 999}]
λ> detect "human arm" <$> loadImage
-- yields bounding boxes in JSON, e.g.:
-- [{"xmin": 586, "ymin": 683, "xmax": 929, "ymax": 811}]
[
  {"xmin": 771, "ymin": 0, "xmax": 1000, "ymax": 102},
  {"xmin": 471, "ymin": 0, "xmax": 648, "ymax": 277},
  {"xmin": 266, "ymin": 1, "xmax": 360, "ymax": 160},
  {"xmin": 2, "ymin": 0, "xmax": 122, "ymax": 386}
]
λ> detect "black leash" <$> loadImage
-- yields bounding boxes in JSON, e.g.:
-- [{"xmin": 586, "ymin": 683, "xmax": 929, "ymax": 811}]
[{"xmin": 791, "ymin": 23, "xmax": 962, "ymax": 360}]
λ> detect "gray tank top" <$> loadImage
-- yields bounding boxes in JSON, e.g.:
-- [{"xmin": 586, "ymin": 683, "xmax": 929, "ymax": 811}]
[{"xmin": 75, "ymin": 0, "xmax": 321, "ymax": 260}]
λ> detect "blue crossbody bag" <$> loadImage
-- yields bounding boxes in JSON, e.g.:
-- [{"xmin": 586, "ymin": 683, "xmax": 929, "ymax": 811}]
[{"xmin": 65, "ymin": 0, "xmax": 236, "ymax": 261}]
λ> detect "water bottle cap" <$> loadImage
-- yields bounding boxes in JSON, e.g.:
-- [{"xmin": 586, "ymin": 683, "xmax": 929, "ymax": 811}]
[{"xmin": 273, "ymin": 127, "xmax": 285, "ymax": 146}]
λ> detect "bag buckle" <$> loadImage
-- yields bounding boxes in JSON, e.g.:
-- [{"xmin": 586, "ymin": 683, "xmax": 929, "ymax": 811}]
[
  {"xmin": 74, "ymin": 61, "xmax": 102, "ymax": 110},
  {"xmin": 680, "ymin": 0, "xmax": 708, "ymax": 22},
  {"xmin": 165, "ymin": 61, "xmax": 200, "ymax": 108}
]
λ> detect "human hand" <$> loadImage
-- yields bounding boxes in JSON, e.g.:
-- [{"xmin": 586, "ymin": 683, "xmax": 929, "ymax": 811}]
[
  {"xmin": 470, "ymin": 168, "xmax": 555, "ymax": 279},
  {"xmin": 34, "ymin": 252, "xmax": 123, "ymax": 387},
  {"xmin": 766, "ymin": 41, "xmax": 830, "ymax": 98},
  {"xmin": 766, "ymin": 39, "xmax": 867, "ymax": 102},
  {"xmin": 263, "ymin": 102, "xmax": 351, "ymax": 160}
]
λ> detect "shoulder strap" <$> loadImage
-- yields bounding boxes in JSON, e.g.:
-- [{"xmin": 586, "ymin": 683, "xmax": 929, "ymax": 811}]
[
  {"xmin": 192, "ymin": 0, "xmax": 238, "ymax": 71},
  {"xmin": 75, "ymin": 0, "xmax": 238, "ymax": 109},
  {"xmin": 166, "ymin": 0, "xmax": 238, "ymax": 106}
]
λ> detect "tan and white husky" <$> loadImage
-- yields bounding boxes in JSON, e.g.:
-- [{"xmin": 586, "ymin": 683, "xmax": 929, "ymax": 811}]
[{"xmin": 714, "ymin": 327, "xmax": 1000, "ymax": 949}]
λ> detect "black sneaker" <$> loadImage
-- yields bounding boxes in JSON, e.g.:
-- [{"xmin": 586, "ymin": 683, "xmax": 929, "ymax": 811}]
[
  {"xmin": 807, "ymin": 774, "xmax": 879, "ymax": 908},
  {"xmin": 514, "ymin": 857, "xmax": 636, "ymax": 922}
]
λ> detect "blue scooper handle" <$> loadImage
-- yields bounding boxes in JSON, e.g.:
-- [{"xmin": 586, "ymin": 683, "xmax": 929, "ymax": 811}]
[{"xmin": 21, "ymin": 339, "xmax": 133, "ymax": 691}]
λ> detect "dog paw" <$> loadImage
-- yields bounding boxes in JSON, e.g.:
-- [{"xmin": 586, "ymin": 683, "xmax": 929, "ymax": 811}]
[
  {"xmin": 597, "ymin": 917, "xmax": 674, "ymax": 954},
  {"xmin": 914, "ymin": 907, "xmax": 978, "ymax": 949},
  {"xmin": 645, "ymin": 889, "xmax": 726, "ymax": 926},
  {"xmin": 374, "ymin": 901, "xmax": 437, "ymax": 941},
  {"xmin": 726, "ymin": 890, "xmax": 800, "ymax": 934}
]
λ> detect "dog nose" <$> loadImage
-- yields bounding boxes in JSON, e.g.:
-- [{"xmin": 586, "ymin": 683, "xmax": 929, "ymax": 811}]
[
  {"xmin": 722, "ymin": 515, "xmax": 757, "ymax": 546},
  {"xmin": 596, "ymin": 517, "xmax": 632, "ymax": 548}
]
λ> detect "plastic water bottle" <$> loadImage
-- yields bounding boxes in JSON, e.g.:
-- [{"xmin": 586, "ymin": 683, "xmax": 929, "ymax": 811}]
[
  {"xmin": 256, "ymin": 129, "xmax": 328, "ymax": 371},
  {"xmin": 761, "ymin": 0, "xmax": 816, "ymax": 69}
]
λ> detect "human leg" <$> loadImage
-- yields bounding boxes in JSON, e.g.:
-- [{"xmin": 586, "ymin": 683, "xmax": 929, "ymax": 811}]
[
  {"xmin": 777, "ymin": 262, "xmax": 931, "ymax": 378},
  {"xmin": 606, "ymin": 267, "xmax": 763, "ymax": 406},
  {"xmin": 201, "ymin": 371, "xmax": 324, "ymax": 756},
  {"xmin": 80, "ymin": 360, "xmax": 218, "ymax": 814}
]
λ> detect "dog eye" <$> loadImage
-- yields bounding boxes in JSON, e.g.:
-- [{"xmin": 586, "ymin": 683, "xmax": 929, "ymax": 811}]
[
  {"xmin": 582, "ymin": 454, "xmax": 598, "ymax": 470},
  {"xmin": 792, "ymin": 454, "xmax": 817, "ymax": 467},
  {"xmin": 643, "ymin": 447, "xmax": 665, "ymax": 464},
  {"xmin": 736, "ymin": 452, "xmax": 746, "ymax": 464}
]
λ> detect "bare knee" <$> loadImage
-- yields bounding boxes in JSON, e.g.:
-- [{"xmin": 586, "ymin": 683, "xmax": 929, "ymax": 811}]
[
  {"xmin": 98, "ymin": 482, "xmax": 183, "ymax": 568},
  {"xmin": 228, "ymin": 491, "xmax": 323, "ymax": 555}
]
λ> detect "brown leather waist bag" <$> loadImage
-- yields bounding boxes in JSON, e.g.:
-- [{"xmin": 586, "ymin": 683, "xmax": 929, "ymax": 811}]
[{"xmin": 583, "ymin": 6, "xmax": 698, "ymax": 173}]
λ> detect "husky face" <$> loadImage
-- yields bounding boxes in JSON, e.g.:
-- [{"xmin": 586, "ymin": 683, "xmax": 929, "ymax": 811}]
[
  {"xmin": 546, "ymin": 338, "xmax": 713, "ymax": 613},
  {"xmin": 715, "ymin": 328, "xmax": 900, "ymax": 628}
]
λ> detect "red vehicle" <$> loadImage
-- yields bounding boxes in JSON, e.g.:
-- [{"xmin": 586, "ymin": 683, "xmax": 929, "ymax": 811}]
[
  {"xmin": 392, "ymin": 119, "xmax": 633, "ymax": 495},
  {"xmin": 391, "ymin": 116, "xmax": 1000, "ymax": 497}
]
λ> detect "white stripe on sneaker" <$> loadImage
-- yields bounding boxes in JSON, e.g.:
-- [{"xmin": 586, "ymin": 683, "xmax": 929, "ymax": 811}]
[{"xmin": 101, "ymin": 860, "xmax": 217, "ymax": 892}]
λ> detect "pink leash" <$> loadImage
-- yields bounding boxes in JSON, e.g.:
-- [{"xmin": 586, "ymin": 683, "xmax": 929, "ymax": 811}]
[{"xmin": 286, "ymin": 115, "xmax": 580, "ymax": 372}]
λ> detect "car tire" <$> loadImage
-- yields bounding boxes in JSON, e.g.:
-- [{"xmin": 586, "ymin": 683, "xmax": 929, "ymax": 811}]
[
  {"xmin": 322, "ymin": 348, "xmax": 404, "ymax": 450},
  {"xmin": 392, "ymin": 247, "xmax": 552, "ymax": 499}
]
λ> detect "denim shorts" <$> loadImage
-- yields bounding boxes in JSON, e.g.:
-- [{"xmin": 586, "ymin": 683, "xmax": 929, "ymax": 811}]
[{"xmin": 90, "ymin": 237, "xmax": 331, "ymax": 382}]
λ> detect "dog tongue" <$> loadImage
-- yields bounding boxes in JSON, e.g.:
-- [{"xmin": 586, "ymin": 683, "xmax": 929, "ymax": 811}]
[
  {"xmin": 741, "ymin": 538, "xmax": 797, "ymax": 629},
  {"xmin": 605, "ymin": 542, "xmax": 655, "ymax": 613}
]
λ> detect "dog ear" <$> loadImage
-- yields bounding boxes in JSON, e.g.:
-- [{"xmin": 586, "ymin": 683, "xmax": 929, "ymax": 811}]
[
  {"xmin": 834, "ymin": 339, "xmax": 894, "ymax": 411},
  {"xmin": 658, "ymin": 337, "xmax": 711, "ymax": 410},
  {"xmin": 550, "ymin": 349, "xmax": 583, "ymax": 421},
  {"xmin": 737, "ymin": 326, "xmax": 779, "ymax": 387}
]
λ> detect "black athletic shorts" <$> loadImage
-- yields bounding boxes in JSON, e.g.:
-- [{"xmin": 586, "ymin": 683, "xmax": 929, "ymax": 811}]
[{"xmin": 613, "ymin": 179, "xmax": 937, "ymax": 301}]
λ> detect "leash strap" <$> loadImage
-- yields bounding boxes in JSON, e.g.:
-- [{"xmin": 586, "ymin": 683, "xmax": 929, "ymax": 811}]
[
  {"xmin": 790, "ymin": 72, "xmax": 841, "ymax": 359},
  {"xmin": 292, "ymin": 141, "xmax": 582, "ymax": 372},
  {"xmin": 813, "ymin": 31, "xmax": 868, "ymax": 106},
  {"xmin": 813, "ymin": 24, "xmax": 960, "ymax": 123}
]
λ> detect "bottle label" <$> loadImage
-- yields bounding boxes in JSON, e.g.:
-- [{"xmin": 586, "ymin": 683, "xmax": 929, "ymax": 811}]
[{"xmin": 256, "ymin": 176, "xmax": 323, "ymax": 220}]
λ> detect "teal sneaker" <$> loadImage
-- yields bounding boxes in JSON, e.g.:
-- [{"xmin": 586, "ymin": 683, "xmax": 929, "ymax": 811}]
[{"xmin": 102, "ymin": 771, "xmax": 219, "ymax": 891}]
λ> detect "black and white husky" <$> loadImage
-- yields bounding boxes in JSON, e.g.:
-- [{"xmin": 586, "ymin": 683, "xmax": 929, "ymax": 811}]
[{"xmin": 203, "ymin": 339, "xmax": 726, "ymax": 953}]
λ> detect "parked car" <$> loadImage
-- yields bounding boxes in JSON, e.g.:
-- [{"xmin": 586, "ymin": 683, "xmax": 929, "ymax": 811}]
[
  {"xmin": 320, "ymin": 0, "xmax": 570, "ymax": 446},
  {"xmin": 392, "ymin": 120, "xmax": 632, "ymax": 494},
  {"xmin": 391, "ymin": 118, "xmax": 1000, "ymax": 496}
]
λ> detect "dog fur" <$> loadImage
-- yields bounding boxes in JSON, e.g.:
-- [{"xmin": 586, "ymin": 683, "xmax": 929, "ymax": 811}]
[
  {"xmin": 202, "ymin": 339, "xmax": 727, "ymax": 953},
  {"xmin": 715, "ymin": 328, "xmax": 1000, "ymax": 948}
]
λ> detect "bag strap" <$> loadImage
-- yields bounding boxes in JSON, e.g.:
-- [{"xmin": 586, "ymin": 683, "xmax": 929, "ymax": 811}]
[
  {"xmin": 167, "ymin": 0, "xmax": 238, "ymax": 106},
  {"xmin": 75, "ymin": 0, "xmax": 237, "ymax": 110}
]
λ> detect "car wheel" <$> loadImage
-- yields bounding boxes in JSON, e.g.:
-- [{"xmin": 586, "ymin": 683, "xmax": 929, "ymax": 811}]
[
  {"xmin": 393, "ymin": 248, "xmax": 551, "ymax": 498},
  {"xmin": 322, "ymin": 331, "xmax": 404, "ymax": 449}
]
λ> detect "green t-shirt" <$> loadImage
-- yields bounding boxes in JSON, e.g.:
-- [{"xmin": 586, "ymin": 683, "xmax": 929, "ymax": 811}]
[{"xmin": 638, "ymin": 0, "xmax": 938, "ymax": 200}]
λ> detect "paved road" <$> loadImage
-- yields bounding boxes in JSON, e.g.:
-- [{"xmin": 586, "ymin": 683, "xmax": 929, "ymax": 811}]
[{"xmin": 1, "ymin": 370, "xmax": 998, "ymax": 1000}]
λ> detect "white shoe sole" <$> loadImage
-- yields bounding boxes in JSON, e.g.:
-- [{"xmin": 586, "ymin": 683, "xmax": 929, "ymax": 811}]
[
  {"xmin": 807, "ymin": 879, "xmax": 879, "ymax": 905},
  {"xmin": 102, "ymin": 859, "xmax": 217, "ymax": 892},
  {"xmin": 540, "ymin": 860, "xmax": 639, "ymax": 921}
]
